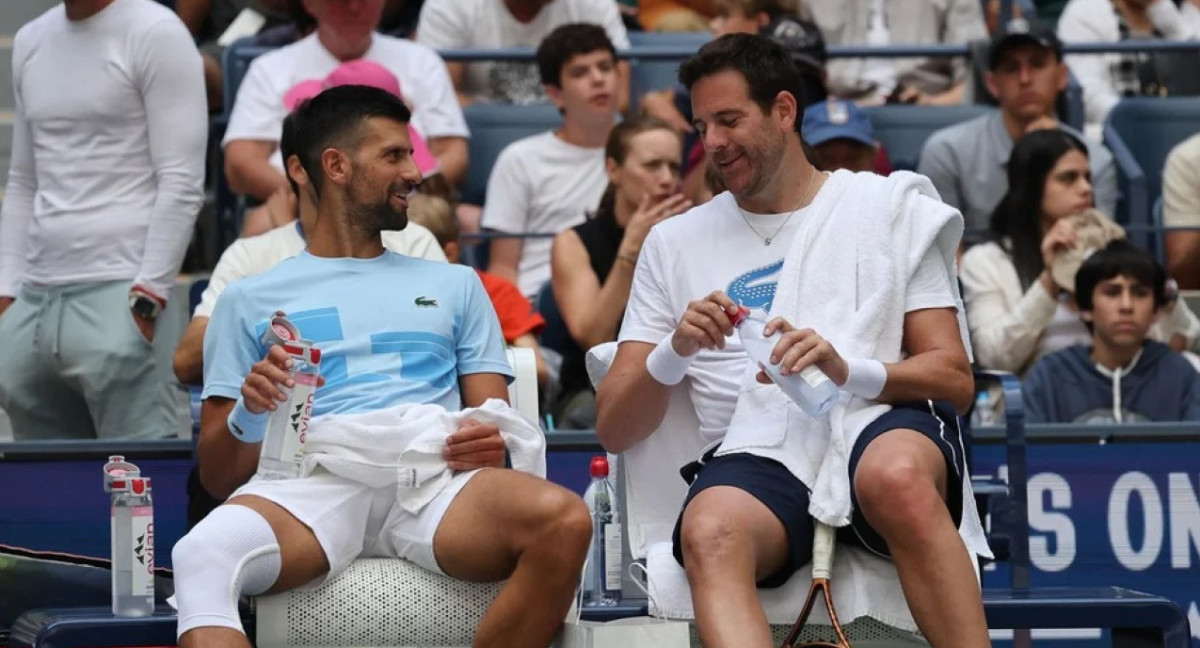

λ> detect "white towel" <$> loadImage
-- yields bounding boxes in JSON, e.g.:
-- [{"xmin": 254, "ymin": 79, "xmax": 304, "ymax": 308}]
[
  {"xmin": 718, "ymin": 171, "xmax": 988, "ymax": 557},
  {"xmin": 298, "ymin": 398, "xmax": 546, "ymax": 514}
]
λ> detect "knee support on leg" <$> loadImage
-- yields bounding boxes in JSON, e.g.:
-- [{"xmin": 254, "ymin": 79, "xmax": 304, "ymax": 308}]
[{"xmin": 173, "ymin": 504, "xmax": 282, "ymax": 638}]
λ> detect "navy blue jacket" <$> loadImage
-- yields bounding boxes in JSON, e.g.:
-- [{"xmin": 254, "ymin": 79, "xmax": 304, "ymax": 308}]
[{"xmin": 1022, "ymin": 341, "xmax": 1200, "ymax": 424}]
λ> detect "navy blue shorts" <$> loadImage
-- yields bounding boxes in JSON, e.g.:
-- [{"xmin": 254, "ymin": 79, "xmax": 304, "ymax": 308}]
[{"xmin": 671, "ymin": 400, "xmax": 966, "ymax": 588}]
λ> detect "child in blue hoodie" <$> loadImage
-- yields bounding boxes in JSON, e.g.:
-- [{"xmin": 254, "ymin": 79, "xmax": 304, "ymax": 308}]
[{"xmin": 1023, "ymin": 240, "xmax": 1200, "ymax": 423}]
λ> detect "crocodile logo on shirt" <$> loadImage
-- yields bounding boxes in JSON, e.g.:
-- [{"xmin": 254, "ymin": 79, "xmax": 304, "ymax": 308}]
[{"xmin": 415, "ymin": 296, "xmax": 438, "ymax": 308}]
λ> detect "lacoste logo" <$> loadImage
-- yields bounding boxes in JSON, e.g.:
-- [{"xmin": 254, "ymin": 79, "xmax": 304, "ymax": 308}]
[{"xmin": 415, "ymin": 296, "xmax": 438, "ymax": 308}]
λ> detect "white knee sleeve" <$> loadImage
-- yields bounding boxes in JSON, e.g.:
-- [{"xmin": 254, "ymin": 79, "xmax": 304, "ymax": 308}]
[{"xmin": 173, "ymin": 504, "xmax": 282, "ymax": 638}]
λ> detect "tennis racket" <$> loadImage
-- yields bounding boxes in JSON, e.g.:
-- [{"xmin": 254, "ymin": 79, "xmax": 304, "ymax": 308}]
[{"xmin": 781, "ymin": 522, "xmax": 853, "ymax": 648}]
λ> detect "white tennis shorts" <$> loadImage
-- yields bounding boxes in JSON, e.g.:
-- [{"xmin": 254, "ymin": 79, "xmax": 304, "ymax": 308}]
[{"xmin": 230, "ymin": 467, "xmax": 481, "ymax": 585}]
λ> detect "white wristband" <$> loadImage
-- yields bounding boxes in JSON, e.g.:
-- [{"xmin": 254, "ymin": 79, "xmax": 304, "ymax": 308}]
[
  {"xmin": 646, "ymin": 335, "xmax": 694, "ymax": 386},
  {"xmin": 843, "ymin": 357, "xmax": 887, "ymax": 399}
]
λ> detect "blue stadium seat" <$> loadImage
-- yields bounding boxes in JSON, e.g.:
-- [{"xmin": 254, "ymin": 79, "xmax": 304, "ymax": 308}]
[
  {"xmin": 461, "ymin": 102, "xmax": 563, "ymax": 206},
  {"xmin": 625, "ymin": 32, "xmax": 709, "ymax": 102},
  {"xmin": 1104, "ymin": 97, "xmax": 1200, "ymax": 249},
  {"xmin": 861, "ymin": 104, "xmax": 993, "ymax": 171},
  {"xmin": 534, "ymin": 279, "xmax": 571, "ymax": 356}
]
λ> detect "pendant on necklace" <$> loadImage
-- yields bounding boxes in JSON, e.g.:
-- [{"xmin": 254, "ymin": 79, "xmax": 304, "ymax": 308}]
[{"xmin": 764, "ymin": 238, "xmax": 772, "ymax": 246}]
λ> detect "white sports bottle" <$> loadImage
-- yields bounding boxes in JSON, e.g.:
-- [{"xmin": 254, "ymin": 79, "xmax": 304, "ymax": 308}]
[
  {"xmin": 731, "ymin": 306, "xmax": 838, "ymax": 417},
  {"xmin": 104, "ymin": 456, "xmax": 155, "ymax": 617},
  {"xmin": 259, "ymin": 312, "xmax": 322, "ymax": 480}
]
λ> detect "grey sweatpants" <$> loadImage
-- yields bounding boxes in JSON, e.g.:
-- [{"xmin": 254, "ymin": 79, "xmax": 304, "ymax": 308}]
[{"xmin": 0, "ymin": 280, "xmax": 182, "ymax": 440}]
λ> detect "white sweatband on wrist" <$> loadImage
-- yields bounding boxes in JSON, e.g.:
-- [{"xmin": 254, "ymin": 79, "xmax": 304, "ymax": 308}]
[
  {"xmin": 227, "ymin": 398, "xmax": 270, "ymax": 443},
  {"xmin": 843, "ymin": 357, "xmax": 887, "ymax": 399},
  {"xmin": 645, "ymin": 335, "xmax": 694, "ymax": 386}
]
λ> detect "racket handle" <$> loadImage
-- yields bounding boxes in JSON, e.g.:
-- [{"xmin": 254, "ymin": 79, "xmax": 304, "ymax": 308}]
[{"xmin": 812, "ymin": 522, "xmax": 836, "ymax": 579}]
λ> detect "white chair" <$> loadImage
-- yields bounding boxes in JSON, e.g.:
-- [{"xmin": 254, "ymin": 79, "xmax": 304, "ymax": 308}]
[
  {"xmin": 254, "ymin": 347, "xmax": 539, "ymax": 648},
  {"xmin": 585, "ymin": 342, "xmax": 931, "ymax": 647}
]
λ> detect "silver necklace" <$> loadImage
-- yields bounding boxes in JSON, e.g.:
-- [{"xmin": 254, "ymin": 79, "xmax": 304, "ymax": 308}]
[{"xmin": 737, "ymin": 169, "xmax": 818, "ymax": 246}]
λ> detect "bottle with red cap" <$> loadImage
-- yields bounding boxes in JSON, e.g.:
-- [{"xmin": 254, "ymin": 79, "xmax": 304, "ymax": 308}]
[
  {"xmin": 259, "ymin": 312, "xmax": 322, "ymax": 480},
  {"xmin": 104, "ymin": 456, "xmax": 155, "ymax": 617},
  {"xmin": 730, "ymin": 305, "xmax": 838, "ymax": 418},
  {"xmin": 584, "ymin": 455, "xmax": 621, "ymax": 606}
]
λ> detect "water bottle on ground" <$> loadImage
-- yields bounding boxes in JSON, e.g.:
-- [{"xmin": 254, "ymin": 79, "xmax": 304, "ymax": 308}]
[
  {"xmin": 584, "ymin": 455, "xmax": 621, "ymax": 606},
  {"xmin": 258, "ymin": 312, "xmax": 322, "ymax": 480},
  {"xmin": 104, "ymin": 456, "xmax": 155, "ymax": 617},
  {"xmin": 730, "ymin": 306, "xmax": 838, "ymax": 417}
]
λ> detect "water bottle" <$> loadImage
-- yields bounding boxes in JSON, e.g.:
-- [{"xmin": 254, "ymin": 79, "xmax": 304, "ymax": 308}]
[
  {"xmin": 730, "ymin": 306, "xmax": 838, "ymax": 417},
  {"xmin": 584, "ymin": 455, "xmax": 621, "ymax": 606},
  {"xmin": 258, "ymin": 312, "xmax": 322, "ymax": 480},
  {"xmin": 104, "ymin": 456, "xmax": 155, "ymax": 617},
  {"xmin": 972, "ymin": 390, "xmax": 996, "ymax": 427}
]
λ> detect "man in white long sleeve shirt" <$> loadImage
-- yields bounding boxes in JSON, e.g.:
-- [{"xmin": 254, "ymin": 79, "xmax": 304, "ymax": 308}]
[
  {"xmin": 1058, "ymin": 0, "xmax": 1200, "ymax": 132},
  {"xmin": 0, "ymin": 0, "xmax": 207, "ymax": 440}
]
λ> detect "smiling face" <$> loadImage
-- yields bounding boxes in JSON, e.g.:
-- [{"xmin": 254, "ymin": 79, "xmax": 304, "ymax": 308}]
[
  {"xmin": 691, "ymin": 69, "xmax": 791, "ymax": 202},
  {"xmin": 1040, "ymin": 148, "xmax": 1093, "ymax": 225},
  {"xmin": 987, "ymin": 43, "xmax": 1067, "ymax": 123},
  {"xmin": 545, "ymin": 49, "xmax": 619, "ymax": 121},
  {"xmin": 1083, "ymin": 274, "xmax": 1158, "ymax": 350},
  {"xmin": 342, "ymin": 116, "xmax": 422, "ymax": 234}
]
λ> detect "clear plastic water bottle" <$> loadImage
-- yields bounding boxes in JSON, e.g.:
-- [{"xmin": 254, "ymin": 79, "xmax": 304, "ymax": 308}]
[
  {"xmin": 104, "ymin": 456, "xmax": 154, "ymax": 617},
  {"xmin": 971, "ymin": 390, "xmax": 997, "ymax": 427},
  {"xmin": 584, "ymin": 455, "xmax": 621, "ymax": 607},
  {"xmin": 730, "ymin": 306, "xmax": 838, "ymax": 418},
  {"xmin": 259, "ymin": 312, "xmax": 322, "ymax": 480}
]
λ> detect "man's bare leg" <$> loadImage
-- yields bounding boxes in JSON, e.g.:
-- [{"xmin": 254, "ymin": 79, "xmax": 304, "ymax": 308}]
[
  {"xmin": 433, "ymin": 469, "xmax": 592, "ymax": 648},
  {"xmin": 854, "ymin": 429, "xmax": 990, "ymax": 648},
  {"xmin": 679, "ymin": 485, "xmax": 790, "ymax": 648},
  {"xmin": 177, "ymin": 495, "xmax": 331, "ymax": 648}
]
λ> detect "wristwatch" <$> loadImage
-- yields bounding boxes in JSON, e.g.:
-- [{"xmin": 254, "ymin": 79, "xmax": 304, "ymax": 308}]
[{"xmin": 129, "ymin": 286, "xmax": 164, "ymax": 321}]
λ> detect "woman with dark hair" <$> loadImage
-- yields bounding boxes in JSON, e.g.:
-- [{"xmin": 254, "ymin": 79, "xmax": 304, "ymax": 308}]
[
  {"xmin": 548, "ymin": 115, "xmax": 692, "ymax": 427},
  {"xmin": 960, "ymin": 129, "xmax": 1198, "ymax": 375}
]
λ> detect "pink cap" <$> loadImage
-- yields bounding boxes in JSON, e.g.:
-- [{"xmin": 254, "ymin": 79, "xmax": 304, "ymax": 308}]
[{"xmin": 282, "ymin": 60, "xmax": 439, "ymax": 177}]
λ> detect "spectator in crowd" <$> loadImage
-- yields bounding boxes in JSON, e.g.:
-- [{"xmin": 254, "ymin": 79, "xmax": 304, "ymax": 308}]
[
  {"xmin": 481, "ymin": 23, "xmax": 620, "ymax": 299},
  {"xmin": 1163, "ymin": 132, "xmax": 1200, "ymax": 289},
  {"xmin": 176, "ymin": 0, "xmax": 290, "ymax": 111},
  {"xmin": 240, "ymin": 58, "xmax": 450, "ymax": 236},
  {"xmin": 174, "ymin": 112, "xmax": 446, "ymax": 388},
  {"xmin": 802, "ymin": 98, "xmax": 881, "ymax": 173},
  {"xmin": 960, "ymin": 129, "xmax": 1199, "ymax": 375},
  {"xmin": 0, "ymin": 0, "xmax": 206, "ymax": 441},
  {"xmin": 1058, "ymin": 0, "xmax": 1200, "ymax": 132},
  {"xmin": 407, "ymin": 194, "xmax": 552, "ymax": 389},
  {"xmin": 222, "ymin": 0, "xmax": 467, "ymax": 228},
  {"xmin": 919, "ymin": 18, "xmax": 1116, "ymax": 236},
  {"xmin": 416, "ymin": 0, "xmax": 631, "ymax": 106},
  {"xmin": 174, "ymin": 84, "xmax": 589, "ymax": 648},
  {"xmin": 809, "ymin": 0, "xmax": 987, "ymax": 106},
  {"xmin": 549, "ymin": 116, "xmax": 690, "ymax": 428},
  {"xmin": 598, "ymin": 34, "xmax": 990, "ymax": 648},
  {"xmin": 1023, "ymin": 240, "xmax": 1200, "ymax": 423}
]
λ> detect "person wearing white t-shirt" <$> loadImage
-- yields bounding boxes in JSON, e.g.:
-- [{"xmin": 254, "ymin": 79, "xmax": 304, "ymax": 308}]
[
  {"xmin": 222, "ymin": 0, "xmax": 468, "ymax": 206},
  {"xmin": 174, "ymin": 113, "xmax": 446, "ymax": 387},
  {"xmin": 481, "ymin": 23, "xmax": 619, "ymax": 299},
  {"xmin": 0, "ymin": 0, "xmax": 207, "ymax": 440},
  {"xmin": 596, "ymin": 34, "xmax": 989, "ymax": 648},
  {"xmin": 416, "ymin": 0, "xmax": 631, "ymax": 106}
]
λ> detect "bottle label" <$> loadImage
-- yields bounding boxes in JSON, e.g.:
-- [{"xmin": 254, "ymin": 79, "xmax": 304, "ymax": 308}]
[
  {"xmin": 798, "ymin": 365, "xmax": 831, "ymax": 389},
  {"xmin": 263, "ymin": 372, "xmax": 318, "ymax": 477},
  {"xmin": 603, "ymin": 523, "xmax": 623, "ymax": 591},
  {"xmin": 130, "ymin": 505, "xmax": 155, "ymax": 597}
]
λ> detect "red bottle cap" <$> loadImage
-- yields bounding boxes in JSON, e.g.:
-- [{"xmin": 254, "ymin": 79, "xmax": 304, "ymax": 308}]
[
  {"xmin": 590, "ymin": 455, "xmax": 609, "ymax": 478},
  {"xmin": 728, "ymin": 305, "xmax": 750, "ymax": 327}
]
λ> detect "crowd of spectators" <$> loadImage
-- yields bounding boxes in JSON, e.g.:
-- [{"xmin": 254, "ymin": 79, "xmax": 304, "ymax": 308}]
[{"xmin": 3, "ymin": 0, "xmax": 1200, "ymax": 445}]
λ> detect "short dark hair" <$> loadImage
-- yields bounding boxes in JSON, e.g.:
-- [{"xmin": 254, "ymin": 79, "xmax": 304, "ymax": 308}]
[
  {"xmin": 279, "ymin": 112, "xmax": 299, "ymax": 198},
  {"xmin": 678, "ymin": 33, "xmax": 808, "ymax": 134},
  {"xmin": 1075, "ymin": 240, "xmax": 1167, "ymax": 312},
  {"xmin": 536, "ymin": 23, "xmax": 617, "ymax": 87},
  {"xmin": 290, "ymin": 85, "xmax": 411, "ymax": 198}
]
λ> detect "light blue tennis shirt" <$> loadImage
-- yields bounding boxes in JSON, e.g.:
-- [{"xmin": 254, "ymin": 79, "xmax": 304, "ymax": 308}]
[{"xmin": 202, "ymin": 250, "xmax": 513, "ymax": 415}]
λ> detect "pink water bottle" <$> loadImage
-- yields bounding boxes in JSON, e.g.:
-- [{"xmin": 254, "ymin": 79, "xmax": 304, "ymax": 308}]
[{"xmin": 104, "ymin": 456, "xmax": 155, "ymax": 617}]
